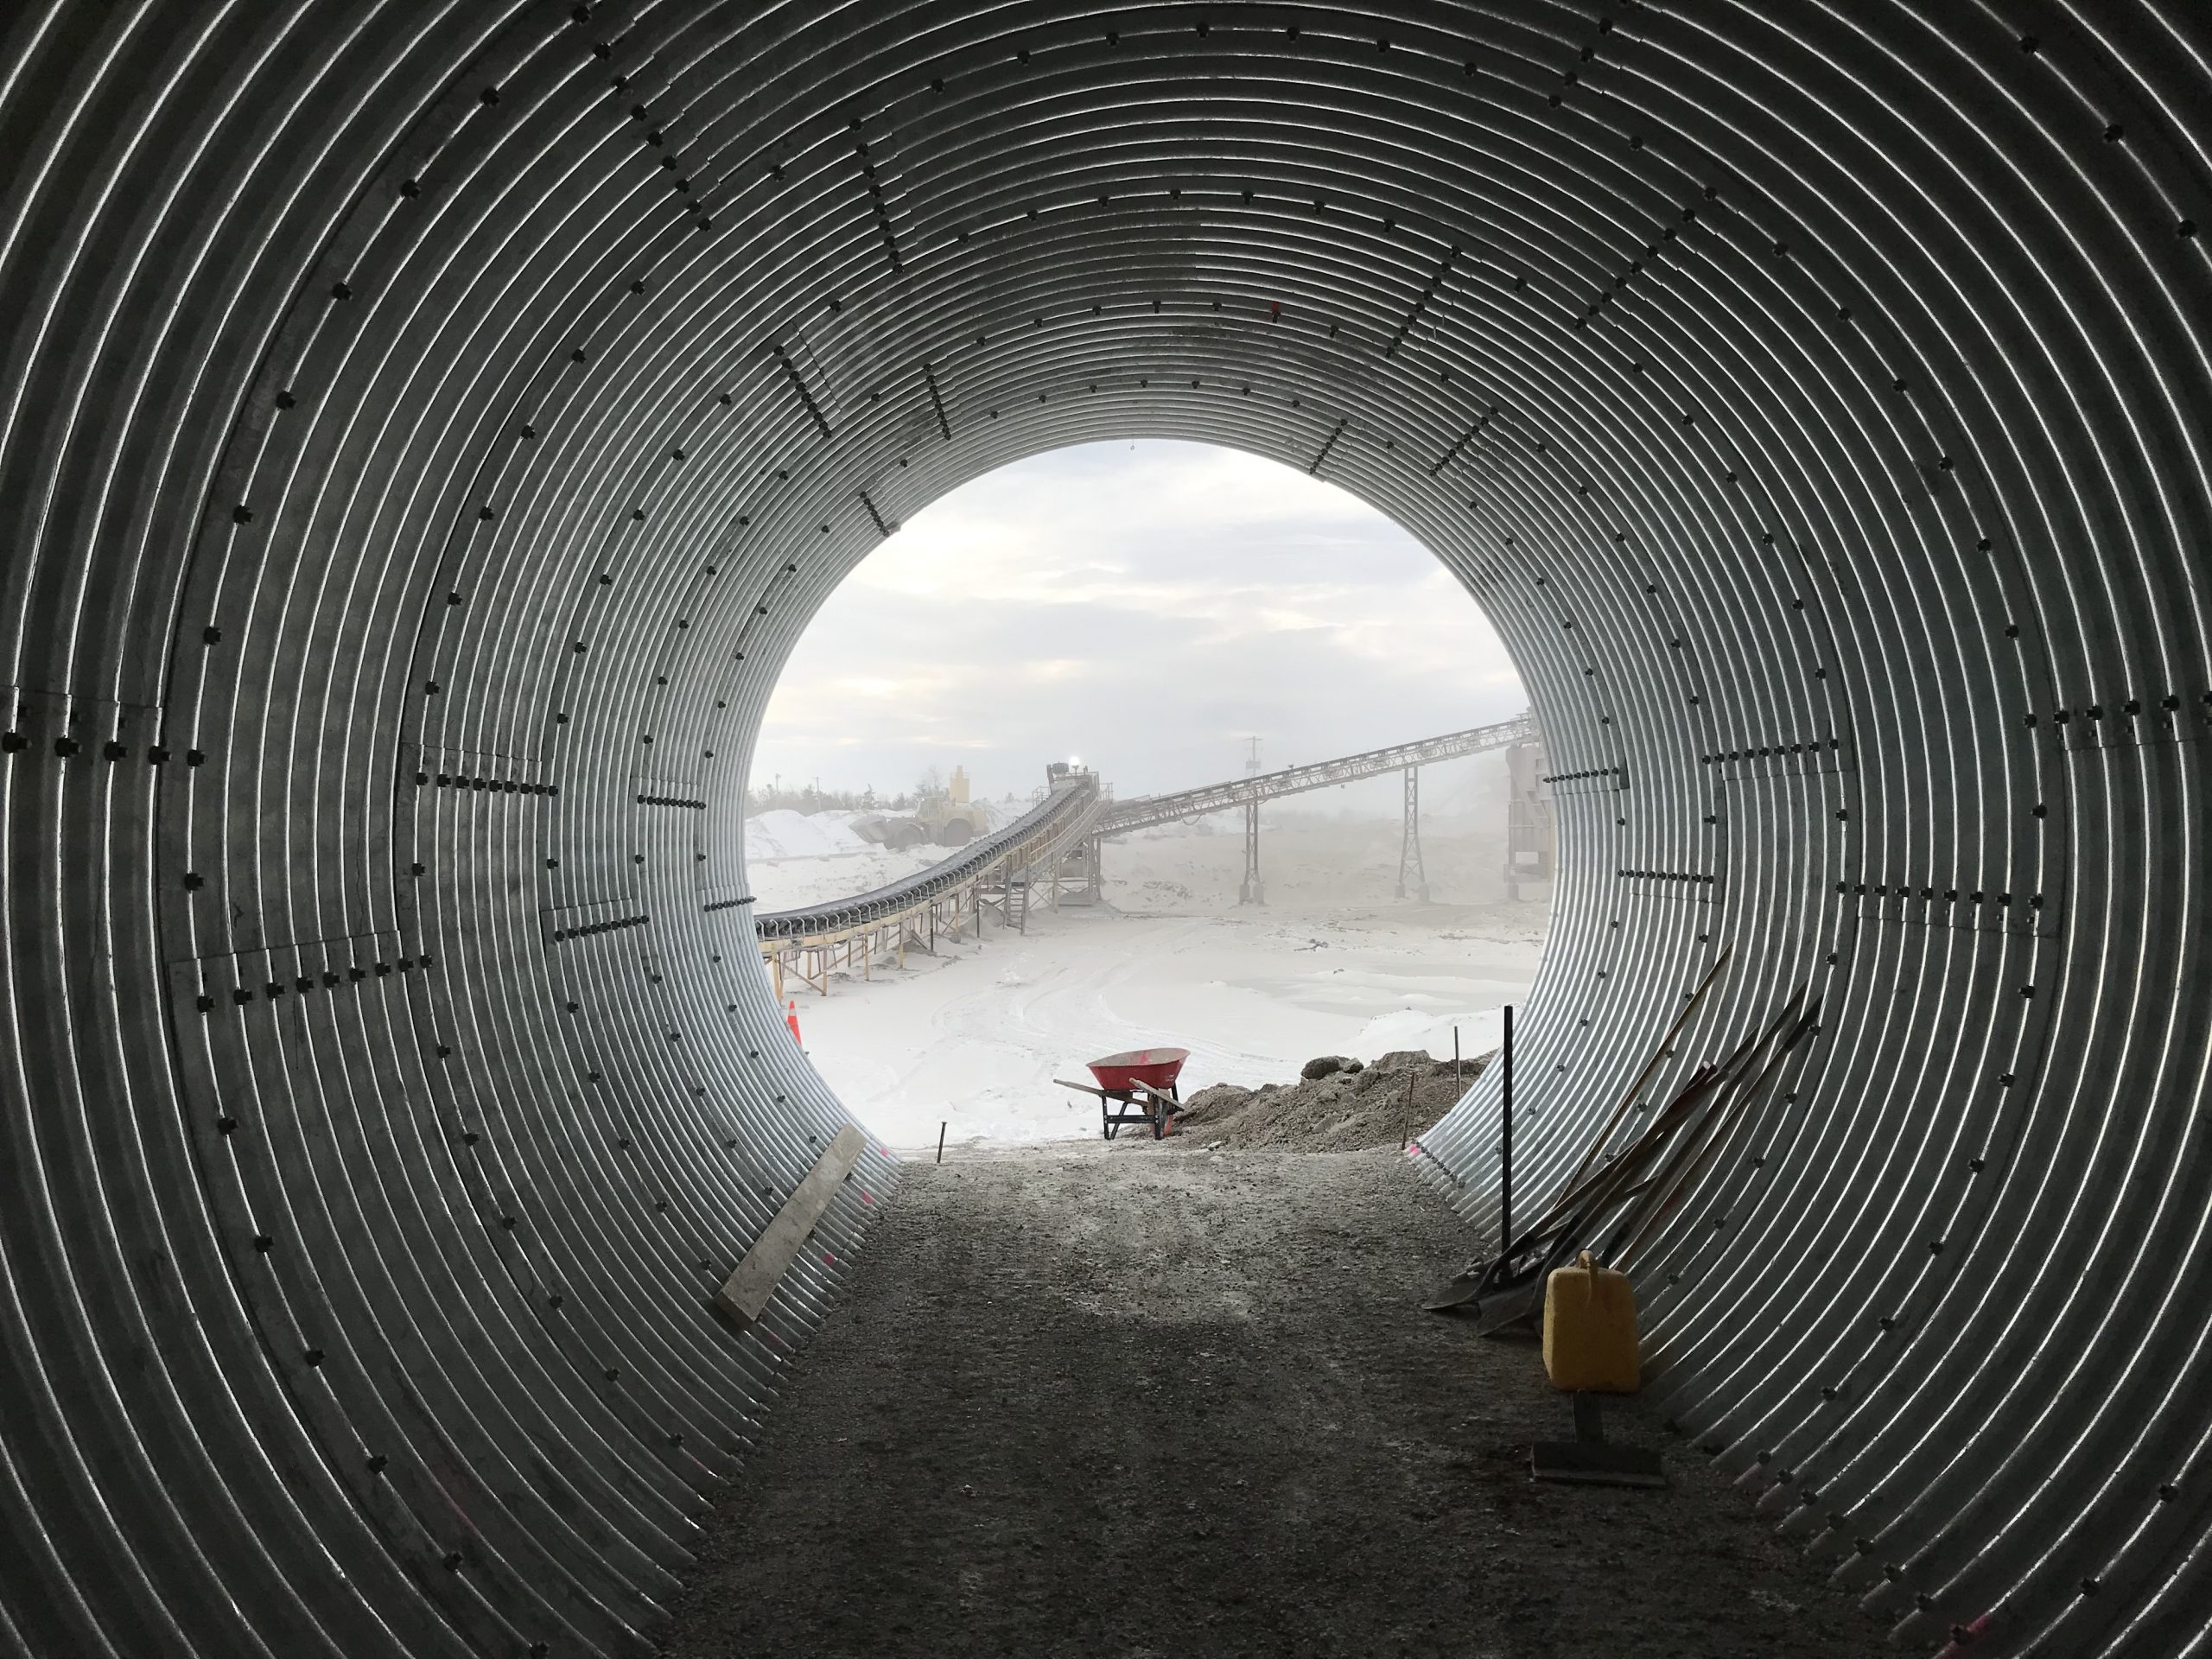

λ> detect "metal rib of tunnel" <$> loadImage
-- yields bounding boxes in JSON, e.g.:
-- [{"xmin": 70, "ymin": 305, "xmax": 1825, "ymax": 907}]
[{"xmin": 1, "ymin": 2, "xmax": 2206, "ymax": 1654}]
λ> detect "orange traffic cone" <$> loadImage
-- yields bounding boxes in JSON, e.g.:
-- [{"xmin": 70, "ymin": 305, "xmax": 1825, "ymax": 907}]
[{"xmin": 785, "ymin": 1000, "xmax": 802, "ymax": 1045}]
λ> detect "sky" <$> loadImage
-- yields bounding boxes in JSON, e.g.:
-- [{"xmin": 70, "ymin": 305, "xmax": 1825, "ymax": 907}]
[{"xmin": 751, "ymin": 440, "xmax": 1527, "ymax": 815}]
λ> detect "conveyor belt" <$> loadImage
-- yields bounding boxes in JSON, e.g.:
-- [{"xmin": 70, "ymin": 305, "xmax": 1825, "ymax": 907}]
[
  {"xmin": 1098, "ymin": 713, "xmax": 1537, "ymax": 835},
  {"xmin": 1, "ymin": 3, "xmax": 2209, "ymax": 1656}
]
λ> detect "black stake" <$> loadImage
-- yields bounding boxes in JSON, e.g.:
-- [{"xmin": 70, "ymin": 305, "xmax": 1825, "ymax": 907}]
[{"xmin": 1501, "ymin": 1003, "xmax": 1515, "ymax": 1257}]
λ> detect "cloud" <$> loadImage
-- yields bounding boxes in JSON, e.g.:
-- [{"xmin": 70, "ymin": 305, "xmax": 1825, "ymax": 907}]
[{"xmin": 753, "ymin": 440, "xmax": 1526, "ymax": 806}]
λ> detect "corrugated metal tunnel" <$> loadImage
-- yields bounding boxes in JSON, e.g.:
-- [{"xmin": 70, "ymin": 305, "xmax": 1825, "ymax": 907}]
[{"xmin": 2, "ymin": 2, "xmax": 2207, "ymax": 1653}]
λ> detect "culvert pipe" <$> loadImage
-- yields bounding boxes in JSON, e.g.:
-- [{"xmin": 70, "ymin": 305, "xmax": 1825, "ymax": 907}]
[{"xmin": 0, "ymin": 3, "xmax": 2207, "ymax": 1654}]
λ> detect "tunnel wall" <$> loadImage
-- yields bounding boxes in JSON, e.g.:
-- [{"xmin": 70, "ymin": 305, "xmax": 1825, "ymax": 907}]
[{"xmin": 1, "ymin": 2, "xmax": 2207, "ymax": 1655}]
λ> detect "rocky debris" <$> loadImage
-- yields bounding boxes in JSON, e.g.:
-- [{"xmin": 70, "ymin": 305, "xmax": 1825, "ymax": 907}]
[
  {"xmin": 1174, "ymin": 1047, "xmax": 1495, "ymax": 1153},
  {"xmin": 1299, "ymin": 1053, "xmax": 1362, "ymax": 1081}
]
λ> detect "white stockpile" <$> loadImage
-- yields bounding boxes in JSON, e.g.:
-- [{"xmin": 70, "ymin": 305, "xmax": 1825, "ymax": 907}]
[
  {"xmin": 745, "ymin": 809, "xmax": 873, "ymax": 862},
  {"xmin": 744, "ymin": 800, "xmax": 1014, "ymax": 865},
  {"xmin": 744, "ymin": 809, "xmax": 985, "ymax": 912}
]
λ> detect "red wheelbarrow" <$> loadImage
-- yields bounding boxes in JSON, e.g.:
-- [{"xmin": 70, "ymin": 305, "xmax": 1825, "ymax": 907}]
[{"xmin": 1054, "ymin": 1046, "xmax": 1189, "ymax": 1140}]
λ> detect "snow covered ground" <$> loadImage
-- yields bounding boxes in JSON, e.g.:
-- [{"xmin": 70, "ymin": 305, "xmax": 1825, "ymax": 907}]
[{"xmin": 764, "ymin": 813, "xmax": 1548, "ymax": 1150}]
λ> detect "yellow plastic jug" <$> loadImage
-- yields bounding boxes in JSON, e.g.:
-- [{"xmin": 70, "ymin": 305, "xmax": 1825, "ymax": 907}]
[{"xmin": 1542, "ymin": 1250, "xmax": 1641, "ymax": 1393}]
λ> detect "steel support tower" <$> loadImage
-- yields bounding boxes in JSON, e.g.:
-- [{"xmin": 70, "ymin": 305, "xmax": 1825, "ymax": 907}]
[{"xmin": 1396, "ymin": 766, "xmax": 1427, "ymax": 901}]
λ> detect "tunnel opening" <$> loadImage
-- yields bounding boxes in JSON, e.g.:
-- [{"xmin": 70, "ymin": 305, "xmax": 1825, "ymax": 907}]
[
  {"xmin": 3, "ymin": 3, "xmax": 2209, "ymax": 1655},
  {"xmin": 743, "ymin": 435, "xmax": 1543, "ymax": 1149}
]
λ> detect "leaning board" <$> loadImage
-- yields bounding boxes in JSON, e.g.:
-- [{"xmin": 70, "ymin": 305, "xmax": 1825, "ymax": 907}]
[{"xmin": 715, "ymin": 1124, "xmax": 868, "ymax": 1321}]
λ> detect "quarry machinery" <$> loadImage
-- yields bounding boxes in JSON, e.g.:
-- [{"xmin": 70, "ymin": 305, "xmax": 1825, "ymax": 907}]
[
  {"xmin": 911, "ymin": 763, "xmax": 993, "ymax": 846},
  {"xmin": 853, "ymin": 762, "xmax": 995, "ymax": 849}
]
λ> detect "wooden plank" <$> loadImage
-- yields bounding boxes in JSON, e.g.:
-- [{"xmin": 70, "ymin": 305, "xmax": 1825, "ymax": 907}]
[
  {"xmin": 1131, "ymin": 1081, "xmax": 1177, "ymax": 1115},
  {"xmin": 715, "ymin": 1124, "xmax": 868, "ymax": 1321}
]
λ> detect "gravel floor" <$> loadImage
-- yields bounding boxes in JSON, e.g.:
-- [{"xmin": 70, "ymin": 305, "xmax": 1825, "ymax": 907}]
[{"xmin": 659, "ymin": 1142, "xmax": 1880, "ymax": 1659}]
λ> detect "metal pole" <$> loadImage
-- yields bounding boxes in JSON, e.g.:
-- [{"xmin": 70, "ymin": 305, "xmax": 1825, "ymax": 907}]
[
  {"xmin": 1501, "ymin": 1004, "xmax": 1514, "ymax": 1256},
  {"xmin": 1454, "ymin": 1025, "xmax": 1461, "ymax": 1090},
  {"xmin": 937, "ymin": 1122, "xmax": 946, "ymax": 1165}
]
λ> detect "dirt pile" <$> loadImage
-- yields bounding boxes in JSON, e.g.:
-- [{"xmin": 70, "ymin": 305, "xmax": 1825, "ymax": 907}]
[{"xmin": 1173, "ymin": 1047, "xmax": 1493, "ymax": 1152}]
